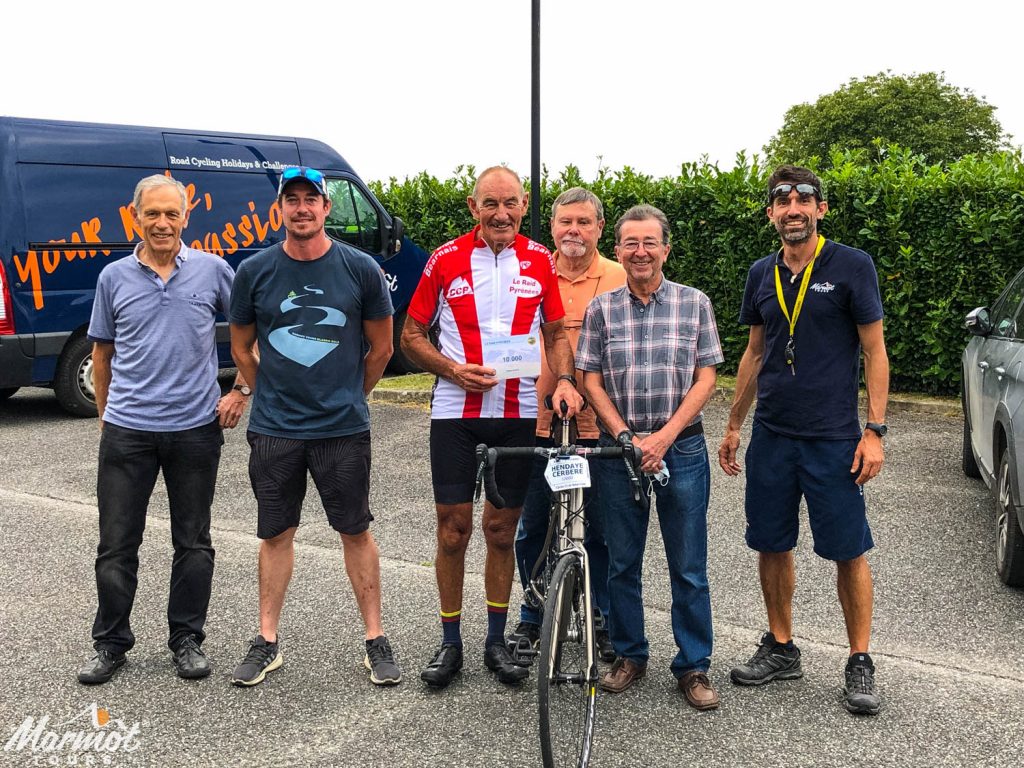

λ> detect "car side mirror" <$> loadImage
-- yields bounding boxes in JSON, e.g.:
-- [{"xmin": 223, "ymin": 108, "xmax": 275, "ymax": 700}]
[
  {"xmin": 965, "ymin": 306, "xmax": 993, "ymax": 337},
  {"xmin": 384, "ymin": 216, "xmax": 404, "ymax": 259}
]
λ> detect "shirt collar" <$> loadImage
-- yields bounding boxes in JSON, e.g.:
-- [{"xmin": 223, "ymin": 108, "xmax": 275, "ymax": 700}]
[
  {"xmin": 132, "ymin": 240, "xmax": 188, "ymax": 268},
  {"xmin": 553, "ymin": 250, "xmax": 607, "ymax": 282},
  {"xmin": 628, "ymin": 275, "xmax": 667, "ymax": 305}
]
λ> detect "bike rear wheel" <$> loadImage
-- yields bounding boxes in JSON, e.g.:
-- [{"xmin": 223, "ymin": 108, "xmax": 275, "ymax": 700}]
[{"xmin": 538, "ymin": 553, "xmax": 596, "ymax": 768}]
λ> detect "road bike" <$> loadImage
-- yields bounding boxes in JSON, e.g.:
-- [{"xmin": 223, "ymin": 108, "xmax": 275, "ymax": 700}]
[{"xmin": 475, "ymin": 402, "xmax": 644, "ymax": 768}]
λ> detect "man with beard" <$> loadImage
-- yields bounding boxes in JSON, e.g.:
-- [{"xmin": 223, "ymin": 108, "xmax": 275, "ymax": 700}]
[
  {"xmin": 228, "ymin": 166, "xmax": 401, "ymax": 687},
  {"xmin": 505, "ymin": 187, "xmax": 625, "ymax": 664},
  {"xmin": 717, "ymin": 165, "xmax": 889, "ymax": 715}
]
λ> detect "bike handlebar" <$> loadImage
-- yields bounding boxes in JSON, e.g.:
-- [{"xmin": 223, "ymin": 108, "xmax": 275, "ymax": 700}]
[{"xmin": 474, "ymin": 443, "xmax": 646, "ymax": 511}]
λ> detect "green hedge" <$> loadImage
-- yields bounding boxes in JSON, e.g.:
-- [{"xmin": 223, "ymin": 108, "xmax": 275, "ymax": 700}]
[{"xmin": 370, "ymin": 149, "xmax": 1024, "ymax": 394}]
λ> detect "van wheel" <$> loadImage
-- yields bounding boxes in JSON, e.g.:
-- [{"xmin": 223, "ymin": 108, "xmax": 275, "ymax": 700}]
[
  {"xmin": 387, "ymin": 309, "xmax": 423, "ymax": 375},
  {"xmin": 0, "ymin": 387, "xmax": 18, "ymax": 402},
  {"xmin": 54, "ymin": 335, "xmax": 98, "ymax": 418},
  {"xmin": 995, "ymin": 449, "xmax": 1024, "ymax": 586},
  {"xmin": 962, "ymin": 412, "xmax": 981, "ymax": 478}
]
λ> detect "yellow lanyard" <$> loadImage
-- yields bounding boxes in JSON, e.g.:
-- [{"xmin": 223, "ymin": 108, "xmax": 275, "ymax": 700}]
[{"xmin": 773, "ymin": 235, "xmax": 825, "ymax": 337}]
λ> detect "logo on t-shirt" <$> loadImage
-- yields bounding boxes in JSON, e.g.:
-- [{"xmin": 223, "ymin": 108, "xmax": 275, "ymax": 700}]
[
  {"xmin": 446, "ymin": 276, "xmax": 474, "ymax": 300},
  {"xmin": 267, "ymin": 284, "xmax": 347, "ymax": 367},
  {"xmin": 810, "ymin": 281, "xmax": 836, "ymax": 293},
  {"xmin": 509, "ymin": 276, "xmax": 542, "ymax": 298},
  {"xmin": 519, "ymin": 260, "xmax": 532, "ymax": 270}
]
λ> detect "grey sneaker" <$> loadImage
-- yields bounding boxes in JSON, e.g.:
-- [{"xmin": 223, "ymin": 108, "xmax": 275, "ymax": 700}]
[
  {"xmin": 364, "ymin": 636, "xmax": 402, "ymax": 685},
  {"xmin": 231, "ymin": 635, "xmax": 282, "ymax": 687},
  {"xmin": 843, "ymin": 654, "xmax": 880, "ymax": 715},
  {"xmin": 730, "ymin": 631, "xmax": 803, "ymax": 685}
]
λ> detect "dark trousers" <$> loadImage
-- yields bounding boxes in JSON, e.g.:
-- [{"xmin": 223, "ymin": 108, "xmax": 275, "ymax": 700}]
[{"xmin": 92, "ymin": 420, "xmax": 222, "ymax": 654}]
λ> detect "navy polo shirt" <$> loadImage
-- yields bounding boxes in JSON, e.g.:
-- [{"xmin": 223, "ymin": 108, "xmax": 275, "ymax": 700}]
[
  {"xmin": 88, "ymin": 243, "xmax": 235, "ymax": 431},
  {"xmin": 739, "ymin": 240, "xmax": 883, "ymax": 440}
]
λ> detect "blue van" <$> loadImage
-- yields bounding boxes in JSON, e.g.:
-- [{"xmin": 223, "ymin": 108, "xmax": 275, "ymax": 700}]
[{"xmin": 0, "ymin": 117, "xmax": 429, "ymax": 415}]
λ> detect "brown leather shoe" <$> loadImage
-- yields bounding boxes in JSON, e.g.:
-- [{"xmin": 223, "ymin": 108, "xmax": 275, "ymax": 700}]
[
  {"xmin": 600, "ymin": 658, "xmax": 646, "ymax": 693},
  {"xmin": 678, "ymin": 670, "xmax": 720, "ymax": 710}
]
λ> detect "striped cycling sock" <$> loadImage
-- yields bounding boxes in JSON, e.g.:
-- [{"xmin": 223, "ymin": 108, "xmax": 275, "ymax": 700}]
[
  {"xmin": 441, "ymin": 608, "xmax": 462, "ymax": 648},
  {"xmin": 485, "ymin": 600, "xmax": 509, "ymax": 647}
]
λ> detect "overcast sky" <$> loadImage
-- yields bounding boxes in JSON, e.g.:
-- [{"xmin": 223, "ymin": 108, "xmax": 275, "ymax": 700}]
[{"xmin": 5, "ymin": 0, "xmax": 1020, "ymax": 184}]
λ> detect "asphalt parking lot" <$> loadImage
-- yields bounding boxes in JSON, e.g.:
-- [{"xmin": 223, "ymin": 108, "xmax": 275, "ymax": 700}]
[{"xmin": 1, "ymin": 388, "xmax": 1022, "ymax": 767}]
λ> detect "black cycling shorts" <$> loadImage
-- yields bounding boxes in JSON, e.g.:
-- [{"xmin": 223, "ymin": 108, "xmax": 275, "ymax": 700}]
[{"xmin": 429, "ymin": 418, "xmax": 535, "ymax": 507}]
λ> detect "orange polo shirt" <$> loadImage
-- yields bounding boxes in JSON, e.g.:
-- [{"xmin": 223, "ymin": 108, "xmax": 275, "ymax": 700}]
[{"xmin": 536, "ymin": 251, "xmax": 627, "ymax": 438}]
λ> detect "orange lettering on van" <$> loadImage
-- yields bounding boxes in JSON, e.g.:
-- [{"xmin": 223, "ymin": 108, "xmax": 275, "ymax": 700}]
[
  {"xmin": 42, "ymin": 247, "xmax": 61, "ymax": 274},
  {"xmin": 119, "ymin": 206, "xmax": 143, "ymax": 241},
  {"xmin": 268, "ymin": 201, "xmax": 282, "ymax": 232},
  {"xmin": 13, "ymin": 252, "xmax": 43, "ymax": 310},
  {"xmin": 222, "ymin": 223, "xmax": 239, "ymax": 255},
  {"xmin": 238, "ymin": 216, "xmax": 255, "ymax": 247}
]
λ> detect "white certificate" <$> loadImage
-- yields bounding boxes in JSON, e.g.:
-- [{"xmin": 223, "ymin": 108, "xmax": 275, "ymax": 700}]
[
  {"xmin": 482, "ymin": 334, "xmax": 542, "ymax": 380},
  {"xmin": 544, "ymin": 455, "xmax": 592, "ymax": 491}
]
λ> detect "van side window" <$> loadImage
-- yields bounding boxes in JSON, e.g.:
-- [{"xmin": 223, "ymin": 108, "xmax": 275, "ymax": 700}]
[{"xmin": 325, "ymin": 179, "xmax": 382, "ymax": 254}]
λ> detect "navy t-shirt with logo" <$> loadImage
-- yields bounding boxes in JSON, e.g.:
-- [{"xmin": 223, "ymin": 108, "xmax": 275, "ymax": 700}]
[
  {"xmin": 738, "ymin": 240, "xmax": 883, "ymax": 440},
  {"xmin": 229, "ymin": 241, "xmax": 393, "ymax": 439}
]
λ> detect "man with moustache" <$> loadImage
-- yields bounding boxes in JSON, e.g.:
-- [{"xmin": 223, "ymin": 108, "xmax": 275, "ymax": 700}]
[
  {"xmin": 401, "ymin": 166, "xmax": 583, "ymax": 688},
  {"xmin": 718, "ymin": 165, "xmax": 889, "ymax": 715},
  {"xmin": 505, "ymin": 187, "xmax": 626, "ymax": 663},
  {"xmin": 229, "ymin": 166, "xmax": 401, "ymax": 687},
  {"xmin": 78, "ymin": 174, "xmax": 249, "ymax": 685},
  {"xmin": 577, "ymin": 204, "xmax": 724, "ymax": 710}
]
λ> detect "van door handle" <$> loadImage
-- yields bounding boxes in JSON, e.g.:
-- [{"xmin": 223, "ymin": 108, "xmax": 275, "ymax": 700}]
[
  {"xmin": 979, "ymin": 361, "xmax": 990, "ymax": 370},
  {"xmin": 995, "ymin": 366, "xmax": 1006, "ymax": 377}
]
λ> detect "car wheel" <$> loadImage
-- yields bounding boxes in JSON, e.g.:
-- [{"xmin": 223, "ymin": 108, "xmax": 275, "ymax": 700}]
[
  {"xmin": 0, "ymin": 387, "xmax": 18, "ymax": 402},
  {"xmin": 962, "ymin": 413, "xmax": 981, "ymax": 479},
  {"xmin": 53, "ymin": 335, "xmax": 99, "ymax": 418},
  {"xmin": 994, "ymin": 448, "xmax": 1024, "ymax": 587}
]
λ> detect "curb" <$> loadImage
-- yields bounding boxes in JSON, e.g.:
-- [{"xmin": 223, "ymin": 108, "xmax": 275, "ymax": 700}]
[{"xmin": 370, "ymin": 384, "xmax": 962, "ymax": 417}]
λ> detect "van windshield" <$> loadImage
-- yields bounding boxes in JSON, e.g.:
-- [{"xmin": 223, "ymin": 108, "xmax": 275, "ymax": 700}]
[{"xmin": 325, "ymin": 179, "xmax": 382, "ymax": 254}]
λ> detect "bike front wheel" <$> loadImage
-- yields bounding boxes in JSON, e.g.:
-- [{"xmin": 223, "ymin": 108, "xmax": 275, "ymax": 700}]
[{"xmin": 538, "ymin": 553, "xmax": 596, "ymax": 768}]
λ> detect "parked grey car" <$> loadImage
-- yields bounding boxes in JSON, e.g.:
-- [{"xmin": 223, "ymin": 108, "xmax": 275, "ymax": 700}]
[{"xmin": 963, "ymin": 268, "xmax": 1024, "ymax": 587}]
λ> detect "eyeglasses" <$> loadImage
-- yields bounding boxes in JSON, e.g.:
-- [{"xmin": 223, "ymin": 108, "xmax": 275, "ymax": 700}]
[
  {"xmin": 769, "ymin": 183, "xmax": 820, "ymax": 203},
  {"xmin": 618, "ymin": 238, "xmax": 666, "ymax": 253},
  {"xmin": 278, "ymin": 166, "xmax": 327, "ymax": 196}
]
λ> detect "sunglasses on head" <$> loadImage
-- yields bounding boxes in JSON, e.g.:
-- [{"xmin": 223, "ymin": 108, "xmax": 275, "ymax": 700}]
[
  {"xmin": 769, "ymin": 183, "xmax": 820, "ymax": 203},
  {"xmin": 278, "ymin": 166, "xmax": 326, "ymax": 195}
]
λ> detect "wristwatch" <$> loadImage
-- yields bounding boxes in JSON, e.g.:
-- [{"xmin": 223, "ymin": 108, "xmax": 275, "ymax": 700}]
[
  {"xmin": 557, "ymin": 374, "xmax": 577, "ymax": 388},
  {"xmin": 233, "ymin": 384, "xmax": 252, "ymax": 396},
  {"xmin": 864, "ymin": 422, "xmax": 887, "ymax": 437},
  {"xmin": 616, "ymin": 429, "xmax": 636, "ymax": 445}
]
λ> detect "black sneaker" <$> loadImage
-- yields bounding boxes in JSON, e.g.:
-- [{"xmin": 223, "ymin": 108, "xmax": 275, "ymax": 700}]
[
  {"xmin": 592, "ymin": 612, "xmax": 616, "ymax": 663},
  {"xmin": 77, "ymin": 649, "xmax": 126, "ymax": 685},
  {"xmin": 595, "ymin": 627, "xmax": 616, "ymax": 664},
  {"xmin": 173, "ymin": 635, "xmax": 211, "ymax": 680},
  {"xmin": 730, "ymin": 631, "xmax": 803, "ymax": 685},
  {"xmin": 506, "ymin": 620, "xmax": 540, "ymax": 665},
  {"xmin": 843, "ymin": 654, "xmax": 880, "ymax": 715},
  {"xmin": 231, "ymin": 635, "xmax": 282, "ymax": 687},
  {"xmin": 484, "ymin": 642, "xmax": 529, "ymax": 685},
  {"xmin": 421, "ymin": 643, "xmax": 463, "ymax": 688},
  {"xmin": 364, "ymin": 636, "xmax": 402, "ymax": 686}
]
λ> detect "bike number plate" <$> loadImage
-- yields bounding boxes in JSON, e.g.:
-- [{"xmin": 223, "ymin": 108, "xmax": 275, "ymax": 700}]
[{"xmin": 544, "ymin": 455, "xmax": 591, "ymax": 491}]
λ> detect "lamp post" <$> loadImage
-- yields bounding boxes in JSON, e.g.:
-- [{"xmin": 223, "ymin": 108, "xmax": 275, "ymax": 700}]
[{"xmin": 530, "ymin": 0, "xmax": 541, "ymax": 242}]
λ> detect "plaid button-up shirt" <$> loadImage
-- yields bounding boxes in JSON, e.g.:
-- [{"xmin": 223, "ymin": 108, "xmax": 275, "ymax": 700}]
[{"xmin": 576, "ymin": 278, "xmax": 724, "ymax": 434}]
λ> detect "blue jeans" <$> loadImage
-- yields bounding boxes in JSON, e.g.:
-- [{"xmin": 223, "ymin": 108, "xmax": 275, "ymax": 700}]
[
  {"xmin": 594, "ymin": 431, "xmax": 712, "ymax": 677},
  {"xmin": 92, "ymin": 420, "xmax": 222, "ymax": 653},
  {"xmin": 515, "ymin": 437, "xmax": 610, "ymax": 626}
]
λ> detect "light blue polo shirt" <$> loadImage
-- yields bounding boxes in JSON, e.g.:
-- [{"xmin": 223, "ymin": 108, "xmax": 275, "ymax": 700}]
[{"xmin": 88, "ymin": 242, "xmax": 235, "ymax": 431}]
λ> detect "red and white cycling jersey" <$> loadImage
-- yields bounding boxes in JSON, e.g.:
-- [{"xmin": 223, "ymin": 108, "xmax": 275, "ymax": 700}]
[{"xmin": 407, "ymin": 227, "xmax": 565, "ymax": 419}]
